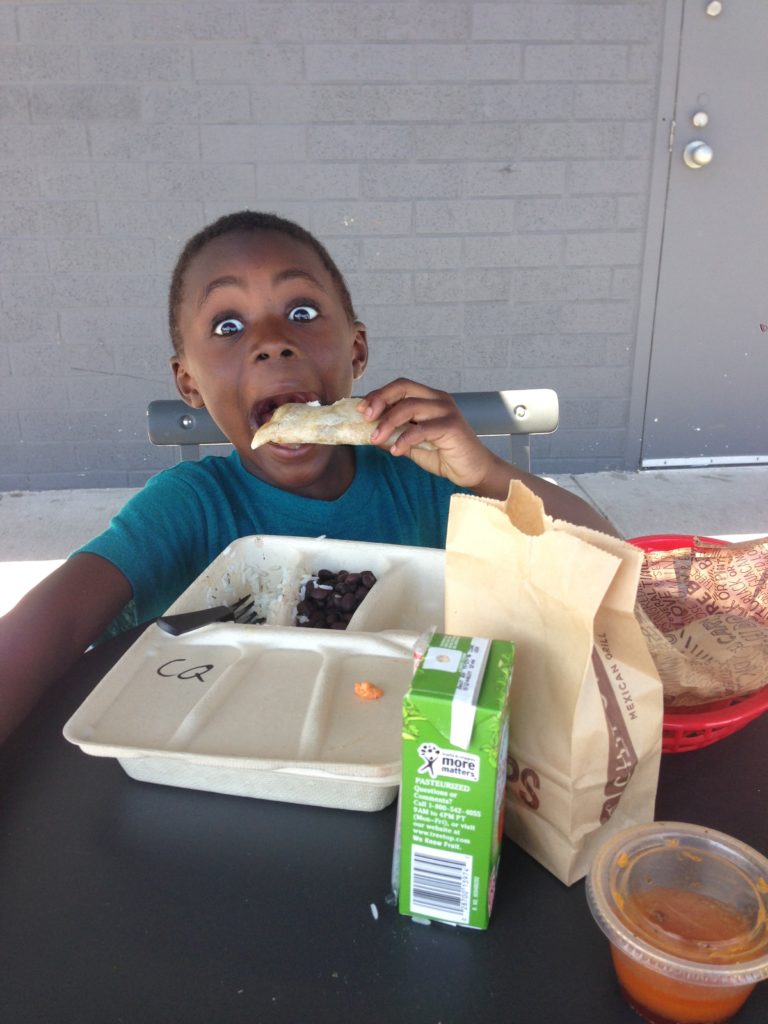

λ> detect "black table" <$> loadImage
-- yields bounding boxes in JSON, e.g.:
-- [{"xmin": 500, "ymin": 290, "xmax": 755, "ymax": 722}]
[{"xmin": 2, "ymin": 628, "xmax": 767, "ymax": 1024}]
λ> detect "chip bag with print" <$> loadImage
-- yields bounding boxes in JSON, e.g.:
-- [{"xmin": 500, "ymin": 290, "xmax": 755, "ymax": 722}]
[{"xmin": 444, "ymin": 482, "xmax": 663, "ymax": 886}]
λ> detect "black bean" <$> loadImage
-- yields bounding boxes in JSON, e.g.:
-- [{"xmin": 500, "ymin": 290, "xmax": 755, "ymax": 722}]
[{"xmin": 295, "ymin": 568, "xmax": 377, "ymax": 629}]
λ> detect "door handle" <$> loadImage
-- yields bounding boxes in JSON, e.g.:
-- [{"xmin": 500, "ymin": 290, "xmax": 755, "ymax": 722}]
[{"xmin": 683, "ymin": 140, "xmax": 714, "ymax": 169}]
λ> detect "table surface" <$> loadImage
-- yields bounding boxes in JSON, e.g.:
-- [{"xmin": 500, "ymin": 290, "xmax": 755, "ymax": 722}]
[{"xmin": 2, "ymin": 626, "xmax": 767, "ymax": 1024}]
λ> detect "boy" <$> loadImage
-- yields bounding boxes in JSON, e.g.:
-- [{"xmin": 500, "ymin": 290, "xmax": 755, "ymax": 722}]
[{"xmin": 0, "ymin": 211, "xmax": 616, "ymax": 744}]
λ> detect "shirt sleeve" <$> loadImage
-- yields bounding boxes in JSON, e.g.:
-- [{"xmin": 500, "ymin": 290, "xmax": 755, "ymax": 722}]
[{"xmin": 73, "ymin": 467, "xmax": 210, "ymax": 626}]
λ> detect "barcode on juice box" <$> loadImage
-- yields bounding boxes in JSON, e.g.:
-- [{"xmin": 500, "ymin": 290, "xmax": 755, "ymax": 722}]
[{"xmin": 410, "ymin": 845, "xmax": 472, "ymax": 924}]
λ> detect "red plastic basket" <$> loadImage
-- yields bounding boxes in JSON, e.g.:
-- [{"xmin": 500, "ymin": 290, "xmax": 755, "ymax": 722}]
[{"xmin": 630, "ymin": 534, "xmax": 768, "ymax": 754}]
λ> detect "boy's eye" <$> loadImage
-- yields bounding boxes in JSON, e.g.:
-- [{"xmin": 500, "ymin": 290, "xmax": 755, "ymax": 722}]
[
  {"xmin": 213, "ymin": 317, "xmax": 244, "ymax": 336},
  {"xmin": 287, "ymin": 305, "xmax": 319, "ymax": 322}
]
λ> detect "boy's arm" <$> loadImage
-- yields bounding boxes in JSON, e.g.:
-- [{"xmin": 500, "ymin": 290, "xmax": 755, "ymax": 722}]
[
  {"xmin": 469, "ymin": 451, "xmax": 618, "ymax": 536},
  {"xmin": 359, "ymin": 379, "xmax": 620, "ymax": 538},
  {"xmin": 0, "ymin": 553, "xmax": 133, "ymax": 746}
]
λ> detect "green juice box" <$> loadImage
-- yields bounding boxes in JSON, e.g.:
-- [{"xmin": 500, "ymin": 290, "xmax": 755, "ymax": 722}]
[{"xmin": 397, "ymin": 632, "xmax": 515, "ymax": 929}]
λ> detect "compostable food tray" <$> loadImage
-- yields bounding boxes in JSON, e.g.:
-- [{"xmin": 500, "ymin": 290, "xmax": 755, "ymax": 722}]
[{"xmin": 64, "ymin": 537, "xmax": 446, "ymax": 811}]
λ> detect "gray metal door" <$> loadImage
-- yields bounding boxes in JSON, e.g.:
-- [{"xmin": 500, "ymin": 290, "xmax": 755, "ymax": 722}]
[{"xmin": 641, "ymin": 0, "xmax": 768, "ymax": 467}]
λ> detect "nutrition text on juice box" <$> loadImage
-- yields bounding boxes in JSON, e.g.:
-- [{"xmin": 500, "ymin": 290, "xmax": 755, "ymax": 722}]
[{"xmin": 412, "ymin": 777, "xmax": 477, "ymax": 852}]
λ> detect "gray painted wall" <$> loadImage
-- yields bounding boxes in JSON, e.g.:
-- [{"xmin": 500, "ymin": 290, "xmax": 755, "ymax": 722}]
[{"xmin": 1, "ymin": 0, "xmax": 664, "ymax": 489}]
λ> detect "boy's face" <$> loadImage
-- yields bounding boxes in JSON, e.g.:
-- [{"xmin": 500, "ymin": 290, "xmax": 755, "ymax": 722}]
[{"xmin": 172, "ymin": 230, "xmax": 368, "ymax": 498}]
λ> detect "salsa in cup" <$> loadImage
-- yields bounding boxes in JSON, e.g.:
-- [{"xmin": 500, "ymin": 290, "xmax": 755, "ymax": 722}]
[{"xmin": 586, "ymin": 822, "xmax": 768, "ymax": 1024}]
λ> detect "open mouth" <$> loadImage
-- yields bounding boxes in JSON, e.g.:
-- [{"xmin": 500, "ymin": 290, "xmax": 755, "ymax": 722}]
[{"xmin": 250, "ymin": 391, "xmax": 319, "ymax": 432}]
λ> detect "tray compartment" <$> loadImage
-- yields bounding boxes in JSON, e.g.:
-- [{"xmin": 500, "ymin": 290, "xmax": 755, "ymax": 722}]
[
  {"xmin": 349, "ymin": 558, "xmax": 443, "ymax": 632},
  {"xmin": 69, "ymin": 638, "xmax": 241, "ymax": 751},
  {"xmin": 162, "ymin": 535, "xmax": 444, "ymax": 634},
  {"xmin": 167, "ymin": 646, "xmax": 325, "ymax": 756},
  {"xmin": 319, "ymin": 652, "xmax": 413, "ymax": 763}
]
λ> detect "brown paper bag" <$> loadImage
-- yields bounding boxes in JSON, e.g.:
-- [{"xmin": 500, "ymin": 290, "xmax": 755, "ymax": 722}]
[{"xmin": 444, "ymin": 482, "xmax": 663, "ymax": 886}]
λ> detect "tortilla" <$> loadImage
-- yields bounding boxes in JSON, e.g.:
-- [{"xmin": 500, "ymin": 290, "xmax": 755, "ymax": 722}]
[{"xmin": 251, "ymin": 398, "xmax": 432, "ymax": 450}]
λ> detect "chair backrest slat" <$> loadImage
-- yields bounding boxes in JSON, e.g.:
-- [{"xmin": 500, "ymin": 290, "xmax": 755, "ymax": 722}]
[{"xmin": 146, "ymin": 389, "xmax": 559, "ymax": 471}]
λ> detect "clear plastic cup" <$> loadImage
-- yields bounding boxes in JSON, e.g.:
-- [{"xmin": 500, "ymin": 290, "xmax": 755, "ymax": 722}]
[{"xmin": 586, "ymin": 822, "xmax": 768, "ymax": 1024}]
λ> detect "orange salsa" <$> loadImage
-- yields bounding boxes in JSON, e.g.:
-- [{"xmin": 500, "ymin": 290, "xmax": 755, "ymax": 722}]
[
  {"xmin": 612, "ymin": 887, "xmax": 756, "ymax": 1024},
  {"xmin": 353, "ymin": 681, "xmax": 383, "ymax": 701}
]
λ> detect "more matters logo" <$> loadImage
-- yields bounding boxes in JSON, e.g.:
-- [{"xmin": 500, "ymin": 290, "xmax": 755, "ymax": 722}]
[{"xmin": 417, "ymin": 743, "xmax": 480, "ymax": 782}]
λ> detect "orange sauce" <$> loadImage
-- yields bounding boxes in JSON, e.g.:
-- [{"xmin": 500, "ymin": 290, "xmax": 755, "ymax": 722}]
[
  {"xmin": 353, "ymin": 681, "xmax": 383, "ymax": 701},
  {"xmin": 612, "ymin": 887, "xmax": 757, "ymax": 1024},
  {"xmin": 612, "ymin": 947, "xmax": 753, "ymax": 1024}
]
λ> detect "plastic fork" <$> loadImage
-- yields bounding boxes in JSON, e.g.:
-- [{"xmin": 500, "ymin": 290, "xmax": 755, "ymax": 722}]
[{"xmin": 155, "ymin": 595, "xmax": 264, "ymax": 636}]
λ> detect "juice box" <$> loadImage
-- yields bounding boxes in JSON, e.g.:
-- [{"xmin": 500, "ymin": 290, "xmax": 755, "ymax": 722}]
[{"xmin": 397, "ymin": 632, "xmax": 515, "ymax": 929}]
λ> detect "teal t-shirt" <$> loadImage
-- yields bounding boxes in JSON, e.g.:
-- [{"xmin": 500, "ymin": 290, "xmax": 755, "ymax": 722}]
[{"xmin": 76, "ymin": 447, "xmax": 465, "ymax": 633}]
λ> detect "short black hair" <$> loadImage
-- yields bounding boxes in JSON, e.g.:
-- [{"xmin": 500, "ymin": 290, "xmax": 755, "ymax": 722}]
[{"xmin": 168, "ymin": 210, "xmax": 357, "ymax": 354}]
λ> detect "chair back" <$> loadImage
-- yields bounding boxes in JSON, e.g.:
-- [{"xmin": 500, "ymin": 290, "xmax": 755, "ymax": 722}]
[{"xmin": 147, "ymin": 389, "xmax": 559, "ymax": 471}]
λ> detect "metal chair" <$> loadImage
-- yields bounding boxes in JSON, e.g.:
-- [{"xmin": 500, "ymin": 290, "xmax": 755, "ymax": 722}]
[{"xmin": 147, "ymin": 389, "xmax": 559, "ymax": 472}]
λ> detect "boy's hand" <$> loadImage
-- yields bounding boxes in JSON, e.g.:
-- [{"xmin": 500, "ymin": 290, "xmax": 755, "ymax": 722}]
[{"xmin": 357, "ymin": 378, "xmax": 509, "ymax": 494}]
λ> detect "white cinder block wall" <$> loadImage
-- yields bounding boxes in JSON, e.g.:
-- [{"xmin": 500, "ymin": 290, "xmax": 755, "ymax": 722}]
[{"xmin": 0, "ymin": 1, "xmax": 663, "ymax": 489}]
